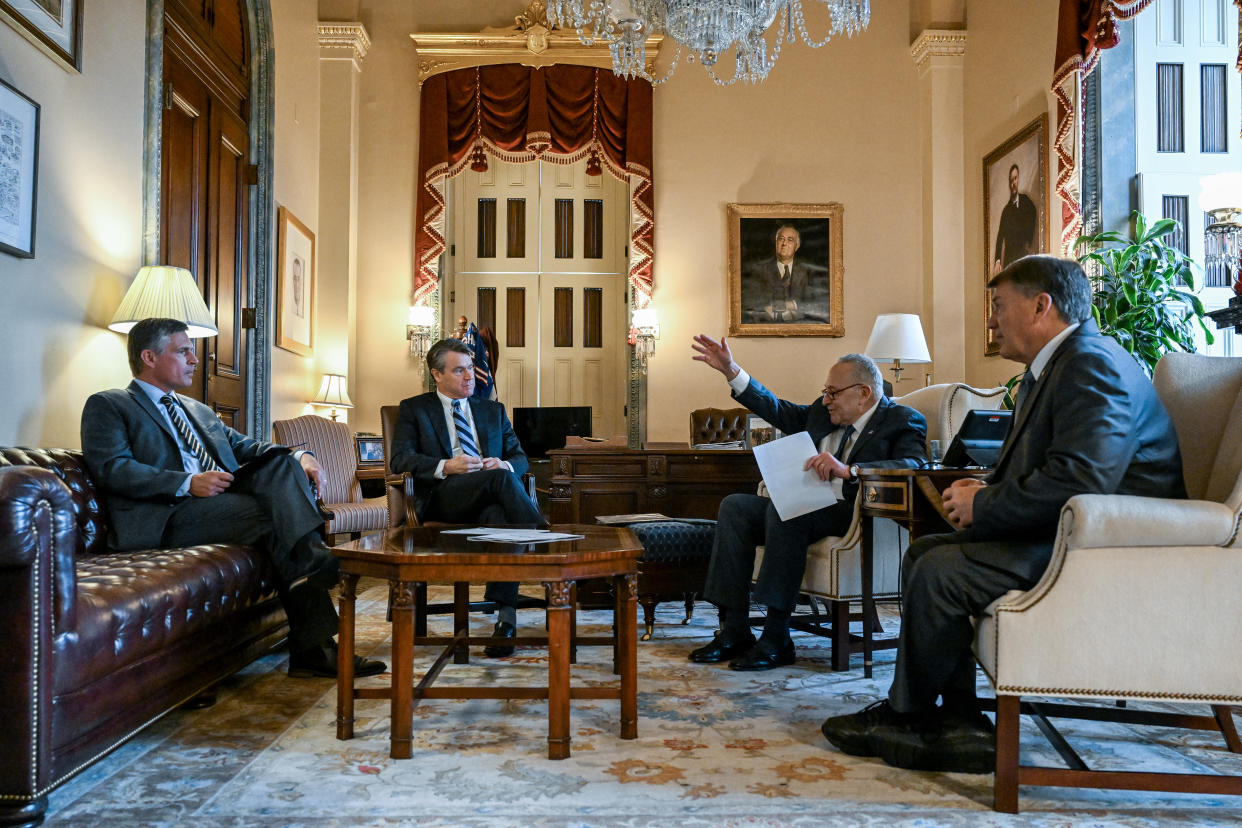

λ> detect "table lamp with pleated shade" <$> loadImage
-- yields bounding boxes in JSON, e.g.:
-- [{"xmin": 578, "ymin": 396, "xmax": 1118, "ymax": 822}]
[{"xmin": 108, "ymin": 266, "xmax": 218, "ymax": 337}]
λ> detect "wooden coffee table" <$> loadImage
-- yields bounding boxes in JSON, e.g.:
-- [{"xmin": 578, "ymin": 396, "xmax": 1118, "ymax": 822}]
[{"xmin": 331, "ymin": 524, "xmax": 642, "ymax": 760}]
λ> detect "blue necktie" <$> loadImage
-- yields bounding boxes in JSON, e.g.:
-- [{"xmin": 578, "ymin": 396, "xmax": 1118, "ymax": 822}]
[
  {"xmin": 160, "ymin": 395, "xmax": 222, "ymax": 472},
  {"xmin": 833, "ymin": 425, "xmax": 854, "ymax": 461},
  {"xmin": 452, "ymin": 399, "xmax": 481, "ymax": 458}
]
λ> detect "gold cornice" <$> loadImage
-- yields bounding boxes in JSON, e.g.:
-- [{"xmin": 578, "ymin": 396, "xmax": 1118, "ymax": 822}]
[
  {"xmin": 318, "ymin": 22, "xmax": 371, "ymax": 64},
  {"xmin": 909, "ymin": 29, "xmax": 967, "ymax": 73},
  {"xmin": 410, "ymin": 1, "xmax": 661, "ymax": 85}
]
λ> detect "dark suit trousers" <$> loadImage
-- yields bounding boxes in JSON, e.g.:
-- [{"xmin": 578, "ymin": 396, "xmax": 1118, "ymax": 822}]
[
  {"xmin": 704, "ymin": 493, "xmax": 854, "ymax": 620},
  {"xmin": 160, "ymin": 453, "xmax": 338, "ymax": 652},
  {"xmin": 887, "ymin": 532, "xmax": 1041, "ymax": 714},
  {"xmin": 423, "ymin": 468, "xmax": 543, "ymax": 607}
]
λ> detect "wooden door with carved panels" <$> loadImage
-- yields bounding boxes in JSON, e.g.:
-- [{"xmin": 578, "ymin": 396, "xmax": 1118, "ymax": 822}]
[{"xmin": 452, "ymin": 157, "xmax": 628, "ymax": 438}]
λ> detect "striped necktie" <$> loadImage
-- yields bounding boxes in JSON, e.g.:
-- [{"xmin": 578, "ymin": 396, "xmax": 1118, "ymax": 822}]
[
  {"xmin": 159, "ymin": 394, "xmax": 222, "ymax": 472},
  {"xmin": 452, "ymin": 399, "xmax": 481, "ymax": 458}
]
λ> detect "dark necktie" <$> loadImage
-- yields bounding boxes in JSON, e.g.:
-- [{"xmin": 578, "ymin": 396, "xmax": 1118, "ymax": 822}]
[
  {"xmin": 452, "ymin": 399, "xmax": 481, "ymax": 458},
  {"xmin": 833, "ymin": 425, "xmax": 855, "ymax": 461},
  {"xmin": 782, "ymin": 264, "xmax": 793, "ymax": 300},
  {"xmin": 159, "ymin": 394, "xmax": 222, "ymax": 472},
  {"xmin": 1014, "ymin": 372, "xmax": 1036, "ymax": 418}
]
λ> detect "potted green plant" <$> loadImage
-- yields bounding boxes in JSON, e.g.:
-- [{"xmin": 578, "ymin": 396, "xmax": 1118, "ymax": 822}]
[{"xmin": 1075, "ymin": 210, "xmax": 1214, "ymax": 377}]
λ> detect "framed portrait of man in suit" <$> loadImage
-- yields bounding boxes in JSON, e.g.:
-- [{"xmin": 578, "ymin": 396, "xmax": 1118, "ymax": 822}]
[
  {"xmin": 276, "ymin": 206, "xmax": 315, "ymax": 356},
  {"xmin": 727, "ymin": 202, "xmax": 844, "ymax": 338},
  {"xmin": 983, "ymin": 114, "xmax": 1049, "ymax": 355}
]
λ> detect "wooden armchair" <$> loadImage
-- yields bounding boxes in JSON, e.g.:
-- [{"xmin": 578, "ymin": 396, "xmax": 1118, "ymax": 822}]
[{"xmin": 975, "ymin": 352, "xmax": 1242, "ymax": 812}]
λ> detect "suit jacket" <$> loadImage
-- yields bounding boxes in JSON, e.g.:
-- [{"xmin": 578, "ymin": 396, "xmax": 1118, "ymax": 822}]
[
  {"xmin": 994, "ymin": 193, "xmax": 1038, "ymax": 268},
  {"xmin": 733, "ymin": 376, "xmax": 927, "ymax": 505},
  {"xmin": 747, "ymin": 257, "xmax": 824, "ymax": 307},
  {"xmin": 388, "ymin": 392, "xmax": 530, "ymax": 520},
  {"xmin": 81, "ymin": 381, "xmax": 286, "ymax": 551},
  {"xmin": 964, "ymin": 319, "xmax": 1186, "ymax": 581}
]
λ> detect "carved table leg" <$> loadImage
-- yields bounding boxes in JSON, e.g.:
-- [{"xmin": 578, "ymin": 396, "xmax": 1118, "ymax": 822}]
[
  {"xmin": 335, "ymin": 572, "xmax": 358, "ymax": 741},
  {"xmin": 618, "ymin": 572, "xmax": 638, "ymax": 740},
  {"xmin": 545, "ymin": 579, "xmax": 573, "ymax": 759},
  {"xmin": 391, "ymin": 579, "xmax": 415, "ymax": 759}
]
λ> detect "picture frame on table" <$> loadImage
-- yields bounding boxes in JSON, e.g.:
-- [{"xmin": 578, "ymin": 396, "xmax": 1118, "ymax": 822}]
[
  {"xmin": 745, "ymin": 415, "xmax": 777, "ymax": 449},
  {"xmin": 983, "ymin": 114, "xmax": 1048, "ymax": 355},
  {"xmin": 727, "ymin": 202, "xmax": 844, "ymax": 338},
  {"xmin": 276, "ymin": 206, "xmax": 315, "ymax": 357},
  {"xmin": 355, "ymin": 435, "xmax": 385, "ymax": 467},
  {"xmin": 0, "ymin": 0, "xmax": 83, "ymax": 72},
  {"xmin": 0, "ymin": 77, "xmax": 40, "ymax": 259}
]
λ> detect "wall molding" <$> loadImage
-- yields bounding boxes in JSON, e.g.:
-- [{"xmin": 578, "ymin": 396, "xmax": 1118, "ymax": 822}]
[
  {"xmin": 318, "ymin": 22, "xmax": 371, "ymax": 67},
  {"xmin": 910, "ymin": 29, "xmax": 967, "ymax": 74}
]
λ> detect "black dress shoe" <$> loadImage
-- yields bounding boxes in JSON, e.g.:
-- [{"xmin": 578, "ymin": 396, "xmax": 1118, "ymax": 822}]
[
  {"xmin": 728, "ymin": 638, "xmax": 796, "ymax": 671},
  {"xmin": 820, "ymin": 700, "xmax": 922, "ymax": 757},
  {"xmin": 484, "ymin": 621, "xmax": 516, "ymax": 658},
  {"xmin": 688, "ymin": 631, "xmax": 756, "ymax": 664},
  {"xmin": 876, "ymin": 709, "xmax": 996, "ymax": 774},
  {"xmin": 288, "ymin": 643, "xmax": 386, "ymax": 679}
]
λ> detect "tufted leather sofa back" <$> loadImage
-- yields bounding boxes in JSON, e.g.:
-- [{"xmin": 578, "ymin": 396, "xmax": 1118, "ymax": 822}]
[
  {"xmin": 690, "ymin": 407, "xmax": 749, "ymax": 445},
  {"xmin": 0, "ymin": 447, "xmax": 109, "ymax": 557}
]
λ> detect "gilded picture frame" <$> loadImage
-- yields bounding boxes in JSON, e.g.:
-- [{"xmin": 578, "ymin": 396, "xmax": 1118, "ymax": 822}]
[
  {"xmin": 0, "ymin": 0, "xmax": 83, "ymax": 72},
  {"xmin": 983, "ymin": 114, "xmax": 1049, "ymax": 355},
  {"xmin": 0, "ymin": 77, "xmax": 39, "ymax": 258},
  {"xmin": 276, "ymin": 206, "xmax": 315, "ymax": 357},
  {"xmin": 727, "ymin": 202, "xmax": 844, "ymax": 337}
]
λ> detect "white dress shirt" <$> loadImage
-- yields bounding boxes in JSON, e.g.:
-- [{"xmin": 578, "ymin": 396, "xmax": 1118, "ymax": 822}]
[{"xmin": 433, "ymin": 390, "xmax": 513, "ymax": 479}]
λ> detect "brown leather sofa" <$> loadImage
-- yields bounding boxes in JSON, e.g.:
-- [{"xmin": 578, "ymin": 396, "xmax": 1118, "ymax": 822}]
[{"xmin": 0, "ymin": 448, "xmax": 289, "ymax": 827}]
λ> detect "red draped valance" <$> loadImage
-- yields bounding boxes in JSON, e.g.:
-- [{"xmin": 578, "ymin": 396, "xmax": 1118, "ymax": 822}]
[{"xmin": 415, "ymin": 64, "xmax": 654, "ymax": 306}]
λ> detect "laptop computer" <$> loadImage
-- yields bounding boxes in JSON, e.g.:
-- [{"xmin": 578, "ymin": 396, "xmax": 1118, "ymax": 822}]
[{"xmin": 941, "ymin": 409, "xmax": 1013, "ymax": 468}]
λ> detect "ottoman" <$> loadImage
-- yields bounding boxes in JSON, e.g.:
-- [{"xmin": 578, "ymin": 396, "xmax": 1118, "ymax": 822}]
[{"xmin": 620, "ymin": 519, "xmax": 717, "ymax": 641}]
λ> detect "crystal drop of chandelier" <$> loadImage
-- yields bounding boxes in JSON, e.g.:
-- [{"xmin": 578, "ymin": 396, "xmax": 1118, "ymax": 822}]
[{"xmin": 547, "ymin": 0, "xmax": 870, "ymax": 85}]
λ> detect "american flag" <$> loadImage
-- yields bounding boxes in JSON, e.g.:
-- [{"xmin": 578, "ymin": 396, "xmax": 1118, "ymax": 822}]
[{"xmin": 461, "ymin": 323, "xmax": 494, "ymax": 399}]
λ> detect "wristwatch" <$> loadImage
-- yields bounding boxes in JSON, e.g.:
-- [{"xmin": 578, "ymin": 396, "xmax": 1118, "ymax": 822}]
[{"xmin": 848, "ymin": 464, "xmax": 860, "ymax": 481}]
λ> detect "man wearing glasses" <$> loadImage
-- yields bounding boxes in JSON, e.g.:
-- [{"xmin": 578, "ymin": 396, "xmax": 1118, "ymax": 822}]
[{"xmin": 688, "ymin": 335, "xmax": 927, "ymax": 670}]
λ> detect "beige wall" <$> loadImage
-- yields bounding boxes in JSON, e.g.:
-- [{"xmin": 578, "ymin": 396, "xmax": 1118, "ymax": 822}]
[{"xmin": 0, "ymin": 2, "xmax": 147, "ymax": 448}]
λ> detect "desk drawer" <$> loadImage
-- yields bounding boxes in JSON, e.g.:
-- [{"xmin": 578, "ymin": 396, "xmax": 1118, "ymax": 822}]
[{"xmin": 862, "ymin": 480, "xmax": 909, "ymax": 513}]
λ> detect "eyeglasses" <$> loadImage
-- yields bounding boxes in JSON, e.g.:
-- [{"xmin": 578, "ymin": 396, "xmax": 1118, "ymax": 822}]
[{"xmin": 821, "ymin": 383, "xmax": 864, "ymax": 401}]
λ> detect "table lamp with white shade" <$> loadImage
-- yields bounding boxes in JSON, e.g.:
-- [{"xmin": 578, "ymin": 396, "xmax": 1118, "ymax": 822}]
[
  {"xmin": 864, "ymin": 313, "xmax": 931, "ymax": 385},
  {"xmin": 109, "ymin": 265, "xmax": 218, "ymax": 337},
  {"xmin": 310, "ymin": 373, "xmax": 354, "ymax": 421}
]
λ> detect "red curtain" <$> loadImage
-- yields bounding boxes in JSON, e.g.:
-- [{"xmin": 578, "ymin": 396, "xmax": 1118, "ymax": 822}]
[
  {"xmin": 1051, "ymin": 0, "xmax": 1152, "ymax": 252},
  {"xmin": 415, "ymin": 65, "xmax": 654, "ymax": 306}
]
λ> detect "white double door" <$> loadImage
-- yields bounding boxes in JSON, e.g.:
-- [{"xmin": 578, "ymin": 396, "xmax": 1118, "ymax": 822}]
[{"xmin": 451, "ymin": 157, "xmax": 629, "ymax": 439}]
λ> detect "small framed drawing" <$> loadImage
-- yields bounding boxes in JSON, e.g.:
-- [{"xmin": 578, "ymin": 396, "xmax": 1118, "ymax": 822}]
[
  {"xmin": 276, "ymin": 206, "xmax": 315, "ymax": 356},
  {"xmin": 0, "ymin": 0, "xmax": 84, "ymax": 72},
  {"xmin": 982, "ymin": 114, "xmax": 1048, "ymax": 355},
  {"xmin": 745, "ymin": 415, "xmax": 776, "ymax": 449},
  {"xmin": 727, "ymin": 202, "xmax": 844, "ymax": 337},
  {"xmin": 0, "ymin": 78, "xmax": 40, "ymax": 258},
  {"xmin": 355, "ymin": 435, "xmax": 385, "ymax": 467}
]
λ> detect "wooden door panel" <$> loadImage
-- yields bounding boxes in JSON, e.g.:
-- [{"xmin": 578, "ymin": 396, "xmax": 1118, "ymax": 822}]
[
  {"xmin": 161, "ymin": 57, "xmax": 209, "ymax": 279},
  {"xmin": 205, "ymin": 107, "xmax": 249, "ymax": 423}
]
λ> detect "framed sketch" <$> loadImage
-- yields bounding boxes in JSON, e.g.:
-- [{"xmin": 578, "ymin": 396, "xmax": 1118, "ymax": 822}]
[
  {"xmin": 983, "ymin": 114, "xmax": 1048, "ymax": 355},
  {"xmin": 0, "ymin": 78, "xmax": 39, "ymax": 259},
  {"xmin": 728, "ymin": 202, "xmax": 844, "ymax": 337},
  {"xmin": 355, "ymin": 435, "xmax": 384, "ymax": 467},
  {"xmin": 0, "ymin": 0, "xmax": 83, "ymax": 72},
  {"xmin": 276, "ymin": 206, "xmax": 315, "ymax": 356}
]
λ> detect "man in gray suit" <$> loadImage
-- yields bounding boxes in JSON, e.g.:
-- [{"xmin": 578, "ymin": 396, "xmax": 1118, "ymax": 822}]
[
  {"xmin": 81, "ymin": 317, "xmax": 385, "ymax": 679},
  {"xmin": 744, "ymin": 225, "xmax": 827, "ymax": 322},
  {"xmin": 821, "ymin": 255, "xmax": 1186, "ymax": 773}
]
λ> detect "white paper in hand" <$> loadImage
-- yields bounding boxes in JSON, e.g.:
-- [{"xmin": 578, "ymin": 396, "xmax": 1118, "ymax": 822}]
[{"xmin": 751, "ymin": 431, "xmax": 836, "ymax": 521}]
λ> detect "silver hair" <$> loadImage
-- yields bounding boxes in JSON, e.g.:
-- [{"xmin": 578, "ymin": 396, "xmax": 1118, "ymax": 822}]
[{"xmin": 837, "ymin": 353, "xmax": 884, "ymax": 398}]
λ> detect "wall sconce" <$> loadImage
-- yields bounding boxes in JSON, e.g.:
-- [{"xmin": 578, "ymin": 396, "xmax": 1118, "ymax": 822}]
[
  {"xmin": 1201, "ymin": 172, "xmax": 1242, "ymax": 294},
  {"xmin": 628, "ymin": 306, "xmax": 660, "ymax": 374},
  {"xmin": 865, "ymin": 313, "xmax": 931, "ymax": 385},
  {"xmin": 407, "ymin": 305, "xmax": 437, "ymax": 358},
  {"xmin": 309, "ymin": 373, "xmax": 354, "ymax": 421},
  {"xmin": 108, "ymin": 265, "xmax": 218, "ymax": 337}
]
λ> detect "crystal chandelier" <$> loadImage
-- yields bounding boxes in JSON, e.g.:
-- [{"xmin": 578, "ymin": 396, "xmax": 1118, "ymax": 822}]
[{"xmin": 546, "ymin": 0, "xmax": 870, "ymax": 85}]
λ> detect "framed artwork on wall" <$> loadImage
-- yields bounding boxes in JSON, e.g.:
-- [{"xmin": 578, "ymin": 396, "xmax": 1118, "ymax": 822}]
[
  {"xmin": 983, "ymin": 114, "xmax": 1049, "ymax": 355},
  {"xmin": 727, "ymin": 202, "xmax": 844, "ymax": 337},
  {"xmin": 0, "ymin": 77, "xmax": 40, "ymax": 259},
  {"xmin": 276, "ymin": 206, "xmax": 315, "ymax": 357},
  {"xmin": 0, "ymin": 0, "xmax": 83, "ymax": 72}
]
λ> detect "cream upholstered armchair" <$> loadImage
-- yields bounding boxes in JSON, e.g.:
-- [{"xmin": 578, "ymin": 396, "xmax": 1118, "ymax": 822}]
[
  {"xmin": 753, "ymin": 382, "xmax": 1006, "ymax": 670},
  {"xmin": 975, "ymin": 352, "xmax": 1242, "ymax": 812},
  {"xmin": 272, "ymin": 415, "xmax": 388, "ymax": 539}
]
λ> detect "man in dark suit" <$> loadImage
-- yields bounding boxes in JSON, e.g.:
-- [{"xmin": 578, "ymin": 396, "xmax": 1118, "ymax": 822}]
[
  {"xmin": 688, "ymin": 335, "xmax": 928, "ymax": 670},
  {"xmin": 745, "ymin": 225, "xmax": 828, "ymax": 322},
  {"xmin": 81, "ymin": 317, "xmax": 385, "ymax": 679},
  {"xmin": 388, "ymin": 338, "xmax": 544, "ymax": 657},
  {"xmin": 991, "ymin": 163, "xmax": 1039, "ymax": 276},
  {"xmin": 821, "ymin": 255, "xmax": 1186, "ymax": 773}
]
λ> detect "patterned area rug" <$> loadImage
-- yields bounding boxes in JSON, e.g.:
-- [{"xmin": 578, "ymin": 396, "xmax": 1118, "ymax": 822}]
[{"xmin": 44, "ymin": 582, "xmax": 1242, "ymax": 827}]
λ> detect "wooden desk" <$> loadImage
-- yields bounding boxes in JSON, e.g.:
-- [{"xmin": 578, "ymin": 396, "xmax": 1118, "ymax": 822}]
[
  {"xmin": 546, "ymin": 447, "xmax": 762, "ymax": 524},
  {"xmin": 331, "ymin": 525, "xmax": 641, "ymax": 760},
  {"xmin": 857, "ymin": 467, "xmax": 989, "ymax": 677}
]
